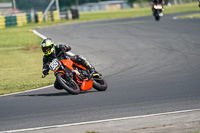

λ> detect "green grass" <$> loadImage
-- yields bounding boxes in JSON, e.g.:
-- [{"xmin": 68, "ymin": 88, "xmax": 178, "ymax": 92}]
[
  {"xmin": 164, "ymin": 2, "xmax": 200, "ymax": 14},
  {"xmin": 0, "ymin": 28, "xmax": 40, "ymax": 47},
  {"xmin": 0, "ymin": 48, "xmax": 55, "ymax": 95},
  {"xmin": 178, "ymin": 13, "xmax": 200, "ymax": 19},
  {"xmin": 79, "ymin": 8, "xmax": 152, "ymax": 21},
  {"xmin": 0, "ymin": 2, "xmax": 199, "ymax": 95},
  {"xmin": 0, "ymin": 26, "xmax": 56, "ymax": 95}
]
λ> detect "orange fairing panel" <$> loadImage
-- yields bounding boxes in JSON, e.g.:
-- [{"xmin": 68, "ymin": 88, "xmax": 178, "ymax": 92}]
[
  {"xmin": 60, "ymin": 59, "xmax": 87, "ymax": 70},
  {"xmin": 75, "ymin": 64, "xmax": 87, "ymax": 70},
  {"xmin": 81, "ymin": 80, "xmax": 93, "ymax": 91},
  {"xmin": 60, "ymin": 59, "xmax": 73, "ymax": 70}
]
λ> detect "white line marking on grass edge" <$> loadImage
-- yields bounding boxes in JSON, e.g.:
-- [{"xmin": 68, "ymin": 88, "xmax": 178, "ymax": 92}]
[
  {"xmin": 1, "ymin": 108, "xmax": 200, "ymax": 133},
  {"xmin": 32, "ymin": 30, "xmax": 46, "ymax": 39},
  {"xmin": 0, "ymin": 85, "xmax": 53, "ymax": 98}
]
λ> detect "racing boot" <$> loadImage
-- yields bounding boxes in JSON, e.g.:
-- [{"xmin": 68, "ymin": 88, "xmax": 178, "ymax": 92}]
[
  {"xmin": 71, "ymin": 55, "xmax": 96, "ymax": 74},
  {"xmin": 85, "ymin": 61, "xmax": 95, "ymax": 73}
]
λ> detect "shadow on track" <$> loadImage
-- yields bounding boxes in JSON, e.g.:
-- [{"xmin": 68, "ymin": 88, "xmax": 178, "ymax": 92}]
[{"xmin": 15, "ymin": 90, "xmax": 97, "ymax": 97}]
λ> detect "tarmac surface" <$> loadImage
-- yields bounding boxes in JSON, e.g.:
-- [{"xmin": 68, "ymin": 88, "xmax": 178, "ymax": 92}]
[{"xmin": 2, "ymin": 109, "xmax": 200, "ymax": 133}]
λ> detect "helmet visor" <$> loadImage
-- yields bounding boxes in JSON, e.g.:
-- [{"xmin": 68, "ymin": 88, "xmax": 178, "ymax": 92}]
[{"xmin": 42, "ymin": 46, "xmax": 51, "ymax": 53}]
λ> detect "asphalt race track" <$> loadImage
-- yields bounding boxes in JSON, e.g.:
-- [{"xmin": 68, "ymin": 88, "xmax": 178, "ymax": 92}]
[{"xmin": 1, "ymin": 13, "xmax": 200, "ymax": 132}]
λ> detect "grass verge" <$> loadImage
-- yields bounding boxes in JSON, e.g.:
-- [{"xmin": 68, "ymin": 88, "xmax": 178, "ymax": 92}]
[
  {"xmin": 177, "ymin": 13, "xmax": 200, "ymax": 19},
  {"xmin": 0, "ymin": 26, "xmax": 56, "ymax": 95},
  {"xmin": 0, "ymin": 2, "xmax": 199, "ymax": 95}
]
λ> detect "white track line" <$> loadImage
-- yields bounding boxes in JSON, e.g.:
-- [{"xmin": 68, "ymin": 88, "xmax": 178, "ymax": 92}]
[
  {"xmin": 1, "ymin": 108, "xmax": 200, "ymax": 133},
  {"xmin": 32, "ymin": 30, "xmax": 47, "ymax": 39},
  {"xmin": 0, "ymin": 85, "xmax": 53, "ymax": 98}
]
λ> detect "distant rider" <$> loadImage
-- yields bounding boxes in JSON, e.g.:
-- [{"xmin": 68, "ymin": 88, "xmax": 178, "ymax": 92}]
[
  {"xmin": 150, "ymin": 0, "xmax": 165, "ymax": 5},
  {"xmin": 150, "ymin": 0, "xmax": 165, "ymax": 15},
  {"xmin": 199, "ymin": 0, "xmax": 200, "ymax": 7},
  {"xmin": 41, "ymin": 38, "xmax": 95, "ymax": 89}
]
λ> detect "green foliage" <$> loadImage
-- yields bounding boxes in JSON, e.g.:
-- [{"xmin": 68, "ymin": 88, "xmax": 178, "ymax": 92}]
[
  {"xmin": 0, "ymin": 0, "xmax": 12, "ymax": 2},
  {"xmin": 13, "ymin": 0, "xmax": 129, "ymax": 11}
]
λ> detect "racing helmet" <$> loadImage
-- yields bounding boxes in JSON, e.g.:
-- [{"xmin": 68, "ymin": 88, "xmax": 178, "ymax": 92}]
[{"xmin": 41, "ymin": 38, "xmax": 55, "ymax": 56}]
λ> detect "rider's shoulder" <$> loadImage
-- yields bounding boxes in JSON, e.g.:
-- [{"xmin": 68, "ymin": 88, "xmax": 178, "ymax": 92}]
[{"xmin": 55, "ymin": 44, "xmax": 64, "ymax": 48}]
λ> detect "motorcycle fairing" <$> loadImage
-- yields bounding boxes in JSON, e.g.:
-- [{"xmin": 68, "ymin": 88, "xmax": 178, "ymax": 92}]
[
  {"xmin": 60, "ymin": 59, "xmax": 87, "ymax": 70},
  {"xmin": 60, "ymin": 58, "xmax": 93, "ymax": 91},
  {"xmin": 81, "ymin": 80, "xmax": 93, "ymax": 91}
]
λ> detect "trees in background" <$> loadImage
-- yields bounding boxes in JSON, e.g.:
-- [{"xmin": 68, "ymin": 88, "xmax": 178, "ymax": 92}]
[{"xmin": 0, "ymin": 0, "xmax": 150, "ymax": 11}]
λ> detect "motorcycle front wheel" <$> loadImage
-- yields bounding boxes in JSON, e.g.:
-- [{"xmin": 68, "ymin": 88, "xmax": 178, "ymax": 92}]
[
  {"xmin": 56, "ymin": 72, "xmax": 80, "ymax": 95},
  {"xmin": 155, "ymin": 15, "xmax": 160, "ymax": 21},
  {"xmin": 93, "ymin": 75, "xmax": 108, "ymax": 91},
  {"xmin": 154, "ymin": 11, "xmax": 160, "ymax": 21}
]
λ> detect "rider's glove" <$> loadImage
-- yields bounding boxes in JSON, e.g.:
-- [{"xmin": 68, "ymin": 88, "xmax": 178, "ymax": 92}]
[
  {"xmin": 43, "ymin": 69, "xmax": 49, "ymax": 75},
  {"xmin": 62, "ymin": 45, "xmax": 71, "ymax": 52}
]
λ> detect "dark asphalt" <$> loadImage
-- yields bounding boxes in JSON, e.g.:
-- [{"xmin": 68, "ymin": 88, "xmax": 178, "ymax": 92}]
[{"xmin": 1, "ymin": 13, "xmax": 200, "ymax": 132}]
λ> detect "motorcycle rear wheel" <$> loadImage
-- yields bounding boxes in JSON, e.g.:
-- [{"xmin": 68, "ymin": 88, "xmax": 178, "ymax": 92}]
[{"xmin": 56, "ymin": 72, "xmax": 80, "ymax": 95}]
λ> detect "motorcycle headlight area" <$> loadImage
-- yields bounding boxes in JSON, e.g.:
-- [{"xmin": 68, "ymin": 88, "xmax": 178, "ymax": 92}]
[{"xmin": 154, "ymin": 5, "xmax": 162, "ymax": 9}]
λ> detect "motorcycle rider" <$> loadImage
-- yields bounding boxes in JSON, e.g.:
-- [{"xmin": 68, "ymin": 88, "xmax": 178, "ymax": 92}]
[
  {"xmin": 41, "ymin": 38, "xmax": 95, "ymax": 89},
  {"xmin": 150, "ymin": 0, "xmax": 165, "ymax": 16},
  {"xmin": 199, "ymin": 0, "xmax": 200, "ymax": 7},
  {"xmin": 150, "ymin": 0, "xmax": 165, "ymax": 6}
]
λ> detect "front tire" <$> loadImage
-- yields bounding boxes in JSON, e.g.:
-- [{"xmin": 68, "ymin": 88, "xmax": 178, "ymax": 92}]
[
  {"xmin": 155, "ymin": 16, "xmax": 160, "ymax": 21},
  {"xmin": 154, "ymin": 11, "xmax": 160, "ymax": 21},
  {"xmin": 56, "ymin": 73, "xmax": 80, "ymax": 95},
  {"xmin": 93, "ymin": 76, "xmax": 108, "ymax": 91}
]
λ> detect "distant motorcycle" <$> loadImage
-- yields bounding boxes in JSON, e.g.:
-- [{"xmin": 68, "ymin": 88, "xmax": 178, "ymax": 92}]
[
  {"xmin": 42, "ymin": 50, "xmax": 108, "ymax": 95},
  {"xmin": 199, "ymin": 0, "xmax": 200, "ymax": 7},
  {"xmin": 152, "ymin": 3, "xmax": 163, "ymax": 21}
]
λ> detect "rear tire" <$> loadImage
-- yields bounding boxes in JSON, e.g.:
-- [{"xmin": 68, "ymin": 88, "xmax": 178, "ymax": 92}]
[{"xmin": 56, "ymin": 73, "xmax": 80, "ymax": 95}]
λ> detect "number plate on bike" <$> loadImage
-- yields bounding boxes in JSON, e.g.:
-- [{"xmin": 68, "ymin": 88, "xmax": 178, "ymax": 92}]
[{"xmin": 49, "ymin": 59, "xmax": 60, "ymax": 71}]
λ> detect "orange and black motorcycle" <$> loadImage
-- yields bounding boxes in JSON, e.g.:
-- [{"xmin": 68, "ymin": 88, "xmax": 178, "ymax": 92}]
[{"xmin": 42, "ymin": 51, "xmax": 107, "ymax": 95}]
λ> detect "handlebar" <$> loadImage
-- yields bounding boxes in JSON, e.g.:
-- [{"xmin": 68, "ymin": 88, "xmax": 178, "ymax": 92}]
[{"xmin": 87, "ymin": 71, "xmax": 95, "ymax": 81}]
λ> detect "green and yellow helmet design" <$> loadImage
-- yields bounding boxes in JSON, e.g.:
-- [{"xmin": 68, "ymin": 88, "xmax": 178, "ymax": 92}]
[{"xmin": 41, "ymin": 38, "xmax": 55, "ymax": 56}]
